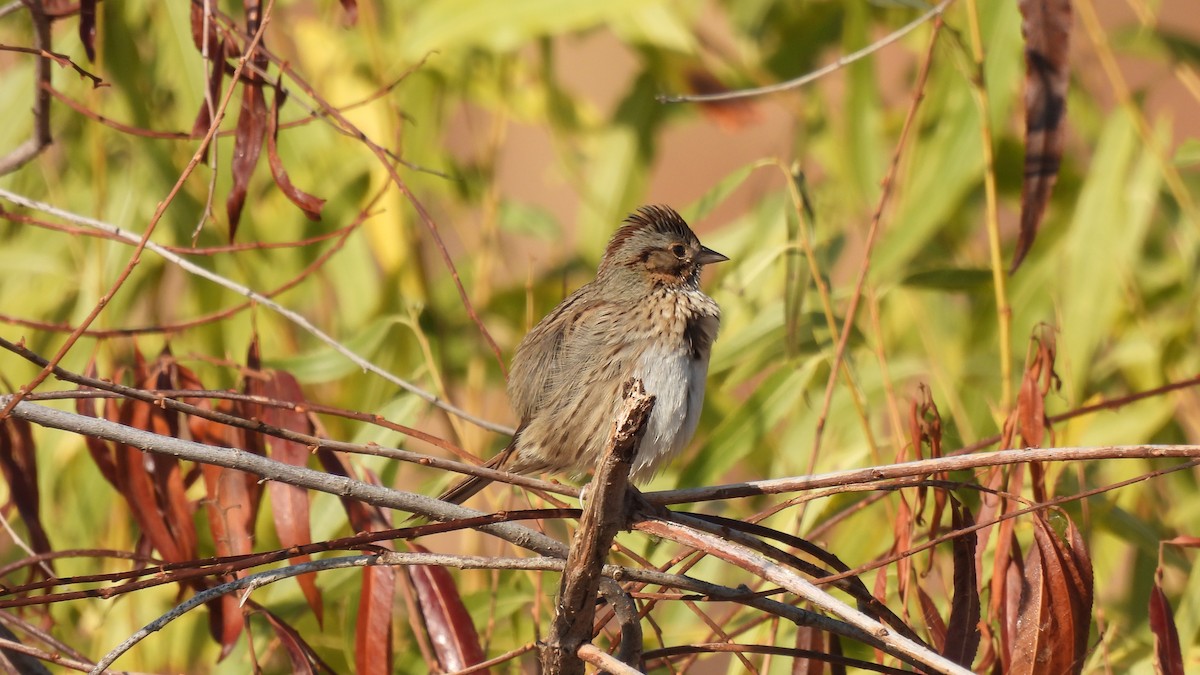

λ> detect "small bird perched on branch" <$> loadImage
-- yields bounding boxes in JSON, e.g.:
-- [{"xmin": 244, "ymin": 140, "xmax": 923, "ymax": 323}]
[{"xmin": 438, "ymin": 204, "xmax": 728, "ymax": 506}]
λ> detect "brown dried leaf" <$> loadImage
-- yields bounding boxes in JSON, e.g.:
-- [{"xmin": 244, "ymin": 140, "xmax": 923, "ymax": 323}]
[
  {"xmin": 684, "ymin": 68, "xmax": 760, "ymax": 132},
  {"xmin": 1013, "ymin": 0, "xmax": 1072, "ymax": 272},
  {"xmin": 357, "ymin": 564, "xmax": 395, "ymax": 675},
  {"xmin": 267, "ymin": 85, "xmax": 324, "ymax": 221},
  {"xmin": 0, "ymin": 419, "xmax": 52, "ymax": 557},
  {"xmin": 916, "ymin": 585, "xmax": 947, "ymax": 652},
  {"xmin": 1011, "ymin": 514, "xmax": 1091, "ymax": 675},
  {"xmin": 244, "ymin": 340, "xmax": 323, "ymax": 624},
  {"xmin": 114, "ymin": 399, "xmax": 188, "ymax": 562},
  {"xmin": 197, "ymin": 415, "xmax": 259, "ymax": 656},
  {"xmin": 1149, "ymin": 583, "xmax": 1185, "ymax": 675},
  {"xmin": 313, "ymin": 453, "xmax": 395, "ymax": 674},
  {"xmin": 191, "ymin": 39, "xmax": 227, "ymax": 151},
  {"xmin": 407, "ymin": 542, "xmax": 487, "ymax": 673},
  {"xmin": 75, "ymin": 368, "xmax": 120, "ymax": 487},
  {"xmin": 189, "ymin": 2, "xmax": 222, "ymax": 56},
  {"xmin": 227, "ymin": 76, "xmax": 267, "ymax": 240},
  {"xmin": 78, "ymin": 0, "xmax": 96, "ymax": 61},
  {"xmin": 256, "ymin": 607, "xmax": 325, "ymax": 674},
  {"xmin": 944, "ymin": 502, "xmax": 981, "ymax": 668},
  {"xmin": 338, "ymin": 0, "xmax": 359, "ymax": 26}
]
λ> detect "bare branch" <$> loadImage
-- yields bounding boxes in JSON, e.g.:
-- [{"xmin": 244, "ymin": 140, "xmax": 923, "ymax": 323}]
[
  {"xmin": 0, "ymin": 188, "xmax": 512, "ymax": 435},
  {"xmin": 0, "ymin": 0, "xmax": 52, "ymax": 176},
  {"xmin": 576, "ymin": 644, "xmax": 642, "ymax": 675},
  {"xmin": 542, "ymin": 380, "xmax": 653, "ymax": 674},
  {"xmin": 648, "ymin": 444, "xmax": 1200, "ymax": 505},
  {"xmin": 658, "ymin": 0, "xmax": 953, "ymax": 104},
  {"xmin": 635, "ymin": 518, "xmax": 972, "ymax": 675}
]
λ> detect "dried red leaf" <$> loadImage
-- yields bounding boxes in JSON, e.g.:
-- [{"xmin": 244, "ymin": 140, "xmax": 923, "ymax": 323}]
[
  {"xmin": 916, "ymin": 585, "xmax": 948, "ymax": 651},
  {"xmin": 1149, "ymin": 583, "xmax": 1185, "ymax": 675},
  {"xmin": 1010, "ymin": 514, "xmax": 1092, "ymax": 675},
  {"xmin": 78, "ymin": 0, "xmax": 96, "ymax": 61},
  {"xmin": 100, "ymin": 350, "xmax": 218, "ymax": 565},
  {"xmin": 0, "ymin": 419, "xmax": 52, "ymax": 557},
  {"xmin": 791, "ymin": 624, "xmax": 826, "ymax": 675},
  {"xmin": 189, "ymin": 2, "xmax": 221, "ymax": 56},
  {"xmin": 1013, "ymin": 0, "xmax": 1072, "ymax": 272},
  {"xmin": 944, "ymin": 502, "xmax": 981, "ymax": 668},
  {"xmin": 227, "ymin": 76, "xmax": 267, "ymax": 240},
  {"xmin": 244, "ymin": 340, "xmax": 323, "ymax": 624},
  {"xmin": 75, "ymin": 365, "xmax": 121, "ymax": 487},
  {"xmin": 198, "ymin": 423, "xmax": 259, "ymax": 655},
  {"xmin": 256, "ymin": 608, "xmax": 324, "ymax": 674},
  {"xmin": 684, "ymin": 68, "xmax": 760, "ymax": 132},
  {"xmin": 338, "ymin": 0, "xmax": 358, "ymax": 25},
  {"xmin": 357, "ymin": 564, "xmax": 395, "ymax": 675},
  {"xmin": 313, "ymin": 452, "xmax": 395, "ymax": 674},
  {"xmin": 191, "ymin": 39, "xmax": 227, "ymax": 149},
  {"xmin": 407, "ymin": 542, "xmax": 487, "ymax": 673},
  {"xmin": 267, "ymin": 85, "xmax": 325, "ymax": 221}
]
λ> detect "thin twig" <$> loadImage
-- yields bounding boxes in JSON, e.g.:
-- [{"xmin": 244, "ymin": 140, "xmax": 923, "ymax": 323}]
[
  {"xmin": 0, "ymin": 188, "xmax": 511, "ymax": 434},
  {"xmin": 658, "ymin": 0, "xmax": 953, "ymax": 103},
  {"xmin": 0, "ymin": 0, "xmax": 52, "ymax": 176},
  {"xmin": 808, "ymin": 16, "xmax": 944, "ymax": 471},
  {"xmin": 650, "ymin": 444, "xmax": 1200, "ymax": 505},
  {"xmin": 635, "ymin": 518, "xmax": 971, "ymax": 675},
  {"xmin": 576, "ymin": 644, "xmax": 642, "ymax": 675},
  {"xmin": 0, "ymin": 1, "xmax": 275, "ymax": 421}
]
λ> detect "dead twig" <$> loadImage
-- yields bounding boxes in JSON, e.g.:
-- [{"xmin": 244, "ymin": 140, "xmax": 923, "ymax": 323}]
[{"xmin": 541, "ymin": 380, "xmax": 654, "ymax": 674}]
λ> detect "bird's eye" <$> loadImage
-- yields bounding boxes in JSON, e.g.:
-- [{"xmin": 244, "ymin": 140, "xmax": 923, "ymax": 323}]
[{"xmin": 670, "ymin": 244, "xmax": 687, "ymax": 258}]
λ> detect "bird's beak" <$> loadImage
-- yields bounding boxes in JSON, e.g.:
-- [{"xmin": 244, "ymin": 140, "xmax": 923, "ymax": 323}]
[{"xmin": 696, "ymin": 246, "xmax": 729, "ymax": 266}]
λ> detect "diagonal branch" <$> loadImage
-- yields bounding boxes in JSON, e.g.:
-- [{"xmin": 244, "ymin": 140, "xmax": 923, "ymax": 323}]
[{"xmin": 0, "ymin": 188, "xmax": 512, "ymax": 435}]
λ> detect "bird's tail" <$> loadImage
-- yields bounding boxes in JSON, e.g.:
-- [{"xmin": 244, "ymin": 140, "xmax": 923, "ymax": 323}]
[{"xmin": 436, "ymin": 449, "xmax": 510, "ymax": 506}]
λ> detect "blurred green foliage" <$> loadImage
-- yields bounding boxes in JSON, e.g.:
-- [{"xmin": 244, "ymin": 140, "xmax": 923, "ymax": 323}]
[{"xmin": 2, "ymin": 0, "xmax": 1200, "ymax": 672}]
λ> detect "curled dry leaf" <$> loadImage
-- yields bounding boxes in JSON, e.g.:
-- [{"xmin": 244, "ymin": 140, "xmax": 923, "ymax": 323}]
[
  {"xmin": 245, "ymin": 339, "xmax": 323, "ymax": 625},
  {"xmin": 1013, "ymin": 0, "xmax": 1073, "ymax": 272},
  {"xmin": 194, "ymin": 405, "xmax": 261, "ymax": 657},
  {"xmin": 943, "ymin": 502, "xmax": 980, "ymax": 668},
  {"xmin": 407, "ymin": 542, "xmax": 488, "ymax": 673},
  {"xmin": 107, "ymin": 352, "xmax": 196, "ymax": 564},
  {"xmin": 255, "ymin": 608, "xmax": 322, "ymax": 675},
  {"xmin": 78, "ymin": 0, "xmax": 96, "ymax": 61},
  {"xmin": 1010, "ymin": 512, "xmax": 1092, "ymax": 675},
  {"xmin": 227, "ymin": 76, "xmax": 267, "ymax": 239},
  {"xmin": 316, "ymin": 454, "xmax": 395, "ymax": 675},
  {"xmin": 1149, "ymin": 582, "xmax": 1185, "ymax": 675},
  {"xmin": 684, "ymin": 67, "xmax": 760, "ymax": 132},
  {"xmin": 0, "ymin": 418, "xmax": 52, "ymax": 558},
  {"xmin": 267, "ymin": 85, "xmax": 325, "ymax": 221},
  {"xmin": 338, "ymin": 0, "xmax": 359, "ymax": 25}
]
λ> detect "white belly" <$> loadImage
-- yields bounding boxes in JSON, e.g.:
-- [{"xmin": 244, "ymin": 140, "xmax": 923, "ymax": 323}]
[{"xmin": 630, "ymin": 343, "xmax": 707, "ymax": 482}]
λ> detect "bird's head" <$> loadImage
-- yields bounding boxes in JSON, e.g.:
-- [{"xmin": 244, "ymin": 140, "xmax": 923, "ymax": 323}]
[{"xmin": 598, "ymin": 205, "xmax": 728, "ymax": 288}]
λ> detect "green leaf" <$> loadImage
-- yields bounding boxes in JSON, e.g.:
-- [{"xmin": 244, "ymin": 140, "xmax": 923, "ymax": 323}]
[
  {"xmin": 901, "ymin": 268, "xmax": 993, "ymax": 291},
  {"xmin": 1172, "ymin": 138, "xmax": 1200, "ymax": 167},
  {"xmin": 498, "ymin": 200, "xmax": 561, "ymax": 239},
  {"xmin": 265, "ymin": 316, "xmax": 403, "ymax": 383}
]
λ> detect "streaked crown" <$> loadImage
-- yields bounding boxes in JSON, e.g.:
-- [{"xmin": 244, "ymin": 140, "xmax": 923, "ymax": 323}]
[{"xmin": 598, "ymin": 205, "xmax": 728, "ymax": 284}]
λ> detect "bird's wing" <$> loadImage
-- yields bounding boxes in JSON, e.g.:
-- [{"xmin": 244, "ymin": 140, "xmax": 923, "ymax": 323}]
[{"xmin": 507, "ymin": 290, "xmax": 625, "ymax": 420}]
